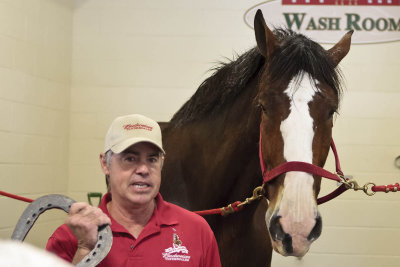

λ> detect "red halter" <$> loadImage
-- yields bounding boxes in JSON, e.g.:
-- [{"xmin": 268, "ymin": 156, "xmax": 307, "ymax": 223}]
[{"xmin": 259, "ymin": 127, "xmax": 348, "ymax": 205}]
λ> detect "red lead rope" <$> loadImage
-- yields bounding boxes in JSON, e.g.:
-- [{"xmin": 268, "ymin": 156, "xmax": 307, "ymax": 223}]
[
  {"xmin": 372, "ymin": 183, "xmax": 400, "ymax": 193},
  {"xmin": 193, "ymin": 201, "xmax": 243, "ymax": 216},
  {"xmin": 0, "ymin": 190, "xmax": 33, "ymax": 203}
]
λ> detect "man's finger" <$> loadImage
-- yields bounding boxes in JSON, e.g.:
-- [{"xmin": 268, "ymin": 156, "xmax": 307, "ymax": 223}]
[{"xmin": 69, "ymin": 202, "xmax": 91, "ymax": 215}]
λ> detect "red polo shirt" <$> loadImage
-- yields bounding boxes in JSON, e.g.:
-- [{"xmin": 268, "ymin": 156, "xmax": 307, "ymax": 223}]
[{"xmin": 46, "ymin": 193, "xmax": 221, "ymax": 267}]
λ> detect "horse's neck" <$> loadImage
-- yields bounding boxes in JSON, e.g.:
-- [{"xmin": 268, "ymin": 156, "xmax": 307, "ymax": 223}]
[{"xmin": 161, "ymin": 81, "xmax": 261, "ymax": 210}]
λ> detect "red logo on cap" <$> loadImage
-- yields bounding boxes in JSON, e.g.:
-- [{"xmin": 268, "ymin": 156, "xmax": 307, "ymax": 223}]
[{"xmin": 123, "ymin": 123, "xmax": 153, "ymax": 131}]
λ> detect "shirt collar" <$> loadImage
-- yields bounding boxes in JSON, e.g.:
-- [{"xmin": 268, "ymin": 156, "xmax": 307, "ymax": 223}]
[{"xmin": 154, "ymin": 193, "xmax": 179, "ymax": 226}]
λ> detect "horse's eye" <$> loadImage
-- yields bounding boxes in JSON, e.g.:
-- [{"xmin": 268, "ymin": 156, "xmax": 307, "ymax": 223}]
[{"xmin": 328, "ymin": 109, "xmax": 336, "ymax": 118}]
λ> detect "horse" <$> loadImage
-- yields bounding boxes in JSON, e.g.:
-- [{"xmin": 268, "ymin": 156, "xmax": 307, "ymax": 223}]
[{"xmin": 160, "ymin": 10, "xmax": 352, "ymax": 267}]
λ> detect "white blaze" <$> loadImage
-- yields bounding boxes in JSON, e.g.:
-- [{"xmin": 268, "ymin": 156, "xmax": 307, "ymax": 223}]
[
  {"xmin": 278, "ymin": 73, "xmax": 319, "ymax": 246},
  {"xmin": 281, "ymin": 73, "xmax": 317, "ymax": 163}
]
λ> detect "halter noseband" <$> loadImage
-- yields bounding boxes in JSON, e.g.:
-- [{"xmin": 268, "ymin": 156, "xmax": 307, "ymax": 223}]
[{"xmin": 259, "ymin": 126, "xmax": 348, "ymax": 205}]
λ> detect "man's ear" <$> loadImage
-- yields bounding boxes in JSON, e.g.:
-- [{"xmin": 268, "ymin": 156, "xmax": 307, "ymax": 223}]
[
  {"xmin": 99, "ymin": 153, "xmax": 110, "ymax": 175},
  {"xmin": 160, "ymin": 154, "xmax": 165, "ymax": 169}
]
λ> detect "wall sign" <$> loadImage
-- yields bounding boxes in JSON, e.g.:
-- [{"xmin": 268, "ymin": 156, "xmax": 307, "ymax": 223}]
[{"xmin": 244, "ymin": 0, "xmax": 400, "ymax": 44}]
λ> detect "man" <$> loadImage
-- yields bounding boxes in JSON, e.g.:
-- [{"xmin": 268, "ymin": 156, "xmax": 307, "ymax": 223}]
[{"xmin": 47, "ymin": 114, "xmax": 221, "ymax": 266}]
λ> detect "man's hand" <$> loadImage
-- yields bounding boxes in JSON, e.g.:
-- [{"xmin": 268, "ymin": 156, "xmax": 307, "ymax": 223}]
[{"xmin": 65, "ymin": 202, "xmax": 111, "ymax": 264}]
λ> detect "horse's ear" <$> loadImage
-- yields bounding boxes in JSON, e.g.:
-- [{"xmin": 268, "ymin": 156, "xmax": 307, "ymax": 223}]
[
  {"xmin": 327, "ymin": 30, "xmax": 353, "ymax": 66},
  {"xmin": 254, "ymin": 9, "xmax": 279, "ymax": 59}
]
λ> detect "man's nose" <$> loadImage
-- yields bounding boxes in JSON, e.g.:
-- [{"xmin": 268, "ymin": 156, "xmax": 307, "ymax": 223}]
[{"xmin": 135, "ymin": 161, "xmax": 150, "ymax": 175}]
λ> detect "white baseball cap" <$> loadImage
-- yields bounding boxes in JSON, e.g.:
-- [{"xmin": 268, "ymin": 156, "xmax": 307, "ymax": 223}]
[{"xmin": 104, "ymin": 114, "xmax": 165, "ymax": 154}]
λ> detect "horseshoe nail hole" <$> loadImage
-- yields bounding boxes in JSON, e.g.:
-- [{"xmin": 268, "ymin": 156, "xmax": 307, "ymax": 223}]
[
  {"xmin": 86, "ymin": 258, "xmax": 91, "ymax": 263},
  {"xmin": 47, "ymin": 204, "xmax": 52, "ymax": 207},
  {"xmin": 39, "ymin": 207, "xmax": 44, "ymax": 211},
  {"xmin": 26, "ymin": 220, "xmax": 30, "ymax": 224},
  {"xmin": 99, "ymin": 235, "xmax": 102, "ymax": 240},
  {"xmin": 92, "ymin": 252, "xmax": 96, "ymax": 256},
  {"xmin": 32, "ymin": 213, "xmax": 36, "ymax": 217},
  {"xmin": 97, "ymin": 244, "xmax": 101, "ymax": 248}
]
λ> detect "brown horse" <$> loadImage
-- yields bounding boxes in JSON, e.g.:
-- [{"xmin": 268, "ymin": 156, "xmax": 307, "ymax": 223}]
[{"xmin": 160, "ymin": 10, "xmax": 352, "ymax": 266}]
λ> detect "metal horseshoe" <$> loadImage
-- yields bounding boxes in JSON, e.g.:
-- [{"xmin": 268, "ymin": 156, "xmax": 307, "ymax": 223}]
[{"xmin": 11, "ymin": 194, "xmax": 112, "ymax": 267}]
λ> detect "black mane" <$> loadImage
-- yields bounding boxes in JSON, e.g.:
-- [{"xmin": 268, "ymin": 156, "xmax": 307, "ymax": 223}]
[
  {"xmin": 270, "ymin": 29, "xmax": 343, "ymax": 95},
  {"xmin": 170, "ymin": 48, "xmax": 264, "ymax": 127},
  {"xmin": 170, "ymin": 28, "xmax": 343, "ymax": 127}
]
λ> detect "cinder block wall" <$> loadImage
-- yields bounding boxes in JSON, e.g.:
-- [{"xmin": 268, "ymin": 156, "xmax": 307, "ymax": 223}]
[{"xmin": 0, "ymin": 0, "xmax": 72, "ymax": 247}]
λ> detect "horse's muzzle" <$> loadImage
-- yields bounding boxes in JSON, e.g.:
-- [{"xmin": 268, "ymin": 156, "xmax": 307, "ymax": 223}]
[{"xmin": 268, "ymin": 211, "xmax": 322, "ymax": 257}]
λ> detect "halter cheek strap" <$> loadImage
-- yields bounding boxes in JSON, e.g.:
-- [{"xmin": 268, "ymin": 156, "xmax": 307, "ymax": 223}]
[{"xmin": 259, "ymin": 126, "xmax": 348, "ymax": 205}]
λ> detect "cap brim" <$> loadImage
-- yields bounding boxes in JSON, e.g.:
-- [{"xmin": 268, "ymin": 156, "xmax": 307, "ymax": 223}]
[{"xmin": 109, "ymin": 137, "xmax": 165, "ymax": 154}]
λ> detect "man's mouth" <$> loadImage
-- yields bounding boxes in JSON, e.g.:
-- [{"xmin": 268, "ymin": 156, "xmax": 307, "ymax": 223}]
[{"xmin": 132, "ymin": 182, "xmax": 150, "ymax": 188}]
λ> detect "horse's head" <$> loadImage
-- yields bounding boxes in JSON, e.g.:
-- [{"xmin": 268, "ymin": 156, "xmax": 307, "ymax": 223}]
[{"xmin": 254, "ymin": 10, "xmax": 352, "ymax": 257}]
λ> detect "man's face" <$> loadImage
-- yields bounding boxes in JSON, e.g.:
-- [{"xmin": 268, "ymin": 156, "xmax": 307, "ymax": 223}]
[{"xmin": 101, "ymin": 142, "xmax": 163, "ymax": 208}]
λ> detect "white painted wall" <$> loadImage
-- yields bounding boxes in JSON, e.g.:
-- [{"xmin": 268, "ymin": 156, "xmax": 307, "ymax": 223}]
[
  {"xmin": 0, "ymin": 0, "xmax": 72, "ymax": 247},
  {"xmin": 0, "ymin": 0, "xmax": 399, "ymax": 266}
]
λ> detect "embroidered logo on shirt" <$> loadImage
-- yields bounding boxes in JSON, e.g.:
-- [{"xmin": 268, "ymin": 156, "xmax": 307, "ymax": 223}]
[{"xmin": 162, "ymin": 233, "xmax": 191, "ymax": 262}]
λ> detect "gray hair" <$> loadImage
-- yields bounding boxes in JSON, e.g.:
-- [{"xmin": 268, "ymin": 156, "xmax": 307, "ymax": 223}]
[
  {"xmin": 104, "ymin": 150, "xmax": 113, "ymax": 166},
  {"xmin": 104, "ymin": 150, "xmax": 113, "ymax": 192}
]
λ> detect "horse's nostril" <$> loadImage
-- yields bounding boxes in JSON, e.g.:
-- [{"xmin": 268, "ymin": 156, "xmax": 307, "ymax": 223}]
[
  {"xmin": 269, "ymin": 214, "xmax": 293, "ymax": 253},
  {"xmin": 282, "ymin": 233, "xmax": 293, "ymax": 254},
  {"xmin": 307, "ymin": 214, "xmax": 322, "ymax": 242},
  {"xmin": 269, "ymin": 214, "xmax": 285, "ymax": 241}
]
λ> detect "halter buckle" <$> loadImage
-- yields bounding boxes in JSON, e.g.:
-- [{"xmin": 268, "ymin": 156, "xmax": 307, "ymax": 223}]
[
  {"xmin": 238, "ymin": 186, "xmax": 265, "ymax": 207},
  {"xmin": 338, "ymin": 175, "xmax": 376, "ymax": 196}
]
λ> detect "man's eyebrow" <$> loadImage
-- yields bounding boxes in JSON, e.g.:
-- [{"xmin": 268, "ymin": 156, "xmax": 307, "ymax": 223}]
[
  {"xmin": 148, "ymin": 152, "xmax": 161, "ymax": 158},
  {"xmin": 121, "ymin": 150, "xmax": 160, "ymax": 157},
  {"xmin": 121, "ymin": 150, "xmax": 139, "ymax": 155}
]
